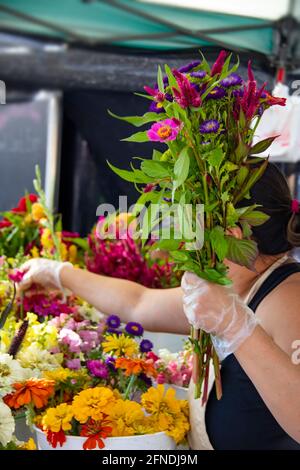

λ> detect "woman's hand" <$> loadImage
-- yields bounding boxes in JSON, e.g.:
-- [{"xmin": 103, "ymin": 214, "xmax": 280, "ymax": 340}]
[
  {"xmin": 18, "ymin": 258, "xmax": 73, "ymax": 291},
  {"xmin": 181, "ymin": 271, "xmax": 258, "ymax": 360}
]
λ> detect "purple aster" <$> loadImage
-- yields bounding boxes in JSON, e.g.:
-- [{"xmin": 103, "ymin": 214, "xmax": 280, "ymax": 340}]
[
  {"xmin": 149, "ymin": 100, "xmax": 165, "ymax": 114},
  {"xmin": 105, "ymin": 356, "xmax": 116, "ymax": 373},
  {"xmin": 220, "ymin": 73, "xmax": 243, "ymax": 88},
  {"xmin": 106, "ymin": 328, "xmax": 122, "ymax": 335},
  {"xmin": 232, "ymin": 88, "xmax": 244, "ymax": 98},
  {"xmin": 140, "ymin": 339, "xmax": 153, "ymax": 353},
  {"xmin": 138, "ymin": 373, "xmax": 152, "ymax": 387},
  {"xmin": 199, "ymin": 119, "xmax": 220, "ymax": 134},
  {"xmin": 87, "ymin": 359, "xmax": 109, "ymax": 379},
  {"xmin": 125, "ymin": 321, "xmax": 144, "ymax": 336},
  {"xmin": 190, "ymin": 70, "xmax": 207, "ymax": 79},
  {"xmin": 178, "ymin": 60, "xmax": 201, "ymax": 73},
  {"xmin": 106, "ymin": 314, "xmax": 121, "ymax": 329},
  {"xmin": 206, "ymin": 86, "xmax": 226, "ymax": 100}
]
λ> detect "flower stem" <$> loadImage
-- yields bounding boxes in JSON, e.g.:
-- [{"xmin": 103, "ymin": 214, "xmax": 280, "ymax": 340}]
[{"xmin": 124, "ymin": 374, "xmax": 136, "ymax": 400}]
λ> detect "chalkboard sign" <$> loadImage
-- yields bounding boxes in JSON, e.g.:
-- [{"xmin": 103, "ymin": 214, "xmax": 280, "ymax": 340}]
[{"xmin": 0, "ymin": 92, "xmax": 61, "ymax": 212}]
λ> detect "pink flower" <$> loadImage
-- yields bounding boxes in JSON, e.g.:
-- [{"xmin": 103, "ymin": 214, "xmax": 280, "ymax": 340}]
[
  {"xmin": 87, "ymin": 360, "xmax": 109, "ymax": 379},
  {"xmin": 211, "ymin": 50, "xmax": 228, "ymax": 76},
  {"xmin": 156, "ymin": 372, "xmax": 166, "ymax": 384},
  {"xmin": 66, "ymin": 358, "xmax": 81, "ymax": 370},
  {"xmin": 233, "ymin": 61, "xmax": 266, "ymax": 121},
  {"xmin": 59, "ymin": 328, "xmax": 82, "ymax": 353},
  {"xmin": 172, "ymin": 70, "xmax": 201, "ymax": 108},
  {"xmin": 8, "ymin": 269, "xmax": 25, "ymax": 283},
  {"xmin": 147, "ymin": 118, "xmax": 181, "ymax": 143}
]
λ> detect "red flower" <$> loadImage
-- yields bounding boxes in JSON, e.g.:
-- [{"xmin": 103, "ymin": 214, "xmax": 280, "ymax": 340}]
[
  {"xmin": 233, "ymin": 61, "xmax": 266, "ymax": 121},
  {"xmin": 12, "ymin": 194, "xmax": 38, "ymax": 213},
  {"xmin": 264, "ymin": 92, "xmax": 286, "ymax": 107},
  {"xmin": 0, "ymin": 219, "xmax": 12, "ymax": 229},
  {"xmin": 172, "ymin": 69, "xmax": 201, "ymax": 108},
  {"xmin": 46, "ymin": 430, "xmax": 66, "ymax": 449},
  {"xmin": 211, "ymin": 50, "xmax": 228, "ymax": 76},
  {"xmin": 80, "ymin": 417, "xmax": 112, "ymax": 450}
]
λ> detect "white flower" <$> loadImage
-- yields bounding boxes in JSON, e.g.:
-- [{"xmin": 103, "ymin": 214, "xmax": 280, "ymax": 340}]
[
  {"xmin": 0, "ymin": 354, "xmax": 28, "ymax": 398},
  {"xmin": 158, "ymin": 348, "xmax": 179, "ymax": 364},
  {"xmin": 78, "ymin": 304, "xmax": 105, "ymax": 323},
  {"xmin": 0, "ymin": 399, "xmax": 15, "ymax": 446},
  {"xmin": 17, "ymin": 344, "xmax": 63, "ymax": 371}
]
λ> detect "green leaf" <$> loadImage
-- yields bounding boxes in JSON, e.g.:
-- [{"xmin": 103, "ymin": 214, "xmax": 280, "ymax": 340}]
[
  {"xmin": 240, "ymin": 210, "xmax": 270, "ymax": 227},
  {"xmin": 207, "ymin": 148, "xmax": 224, "ymax": 168},
  {"xmin": 141, "ymin": 160, "xmax": 170, "ymax": 179},
  {"xmin": 234, "ymin": 158, "xmax": 268, "ymax": 203},
  {"xmin": 164, "ymin": 64, "xmax": 178, "ymax": 89},
  {"xmin": 108, "ymin": 110, "xmax": 163, "ymax": 127},
  {"xmin": 225, "ymin": 236, "xmax": 258, "ymax": 269},
  {"xmin": 153, "ymin": 149, "xmax": 163, "ymax": 161},
  {"xmin": 63, "ymin": 237, "xmax": 89, "ymax": 251},
  {"xmin": 173, "ymin": 146, "xmax": 190, "ymax": 191},
  {"xmin": 122, "ymin": 131, "xmax": 149, "ymax": 143},
  {"xmin": 107, "ymin": 161, "xmax": 153, "ymax": 183},
  {"xmin": 209, "ymin": 226, "xmax": 228, "ymax": 261},
  {"xmin": 250, "ymin": 136, "xmax": 279, "ymax": 155},
  {"xmin": 240, "ymin": 220, "xmax": 253, "ymax": 238},
  {"xmin": 157, "ymin": 65, "xmax": 164, "ymax": 93},
  {"xmin": 170, "ymin": 250, "xmax": 189, "ymax": 262},
  {"xmin": 154, "ymin": 239, "xmax": 182, "ymax": 251},
  {"xmin": 236, "ymin": 166, "xmax": 249, "ymax": 186}
]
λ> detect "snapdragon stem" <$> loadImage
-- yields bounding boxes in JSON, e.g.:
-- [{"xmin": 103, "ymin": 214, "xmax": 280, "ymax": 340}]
[{"xmin": 124, "ymin": 374, "xmax": 136, "ymax": 400}]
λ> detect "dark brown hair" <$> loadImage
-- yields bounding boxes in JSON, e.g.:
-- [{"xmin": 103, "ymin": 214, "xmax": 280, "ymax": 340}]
[{"xmin": 239, "ymin": 162, "xmax": 300, "ymax": 255}]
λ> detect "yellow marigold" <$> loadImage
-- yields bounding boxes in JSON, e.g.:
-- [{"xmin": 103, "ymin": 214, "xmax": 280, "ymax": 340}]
[
  {"xmin": 166, "ymin": 414, "xmax": 190, "ymax": 444},
  {"xmin": 42, "ymin": 403, "xmax": 74, "ymax": 433},
  {"xmin": 108, "ymin": 399, "xmax": 145, "ymax": 437},
  {"xmin": 41, "ymin": 228, "xmax": 54, "ymax": 251},
  {"xmin": 31, "ymin": 202, "xmax": 46, "ymax": 221},
  {"xmin": 72, "ymin": 387, "xmax": 116, "ymax": 424},
  {"xmin": 102, "ymin": 334, "xmax": 138, "ymax": 358},
  {"xmin": 18, "ymin": 438, "xmax": 37, "ymax": 450},
  {"xmin": 68, "ymin": 245, "xmax": 78, "ymax": 264}
]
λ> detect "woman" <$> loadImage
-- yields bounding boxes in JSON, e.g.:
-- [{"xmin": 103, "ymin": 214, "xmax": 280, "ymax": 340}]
[{"xmin": 19, "ymin": 163, "xmax": 300, "ymax": 450}]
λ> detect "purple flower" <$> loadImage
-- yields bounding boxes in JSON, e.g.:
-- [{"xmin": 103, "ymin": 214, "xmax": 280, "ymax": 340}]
[
  {"xmin": 172, "ymin": 69, "xmax": 201, "ymax": 108},
  {"xmin": 220, "ymin": 73, "xmax": 243, "ymax": 88},
  {"xmin": 106, "ymin": 314, "xmax": 121, "ymax": 329},
  {"xmin": 206, "ymin": 86, "xmax": 226, "ymax": 100},
  {"xmin": 147, "ymin": 118, "xmax": 181, "ymax": 143},
  {"xmin": 190, "ymin": 71, "xmax": 206, "ymax": 79},
  {"xmin": 178, "ymin": 60, "xmax": 201, "ymax": 73},
  {"xmin": 232, "ymin": 88, "xmax": 244, "ymax": 98},
  {"xmin": 125, "ymin": 322, "xmax": 144, "ymax": 336},
  {"xmin": 106, "ymin": 328, "xmax": 122, "ymax": 335},
  {"xmin": 140, "ymin": 339, "xmax": 153, "ymax": 353},
  {"xmin": 138, "ymin": 373, "xmax": 152, "ymax": 387},
  {"xmin": 199, "ymin": 119, "xmax": 220, "ymax": 134},
  {"xmin": 87, "ymin": 359, "xmax": 109, "ymax": 379},
  {"xmin": 149, "ymin": 101, "xmax": 165, "ymax": 114},
  {"xmin": 105, "ymin": 356, "xmax": 116, "ymax": 373},
  {"xmin": 66, "ymin": 358, "xmax": 81, "ymax": 370}
]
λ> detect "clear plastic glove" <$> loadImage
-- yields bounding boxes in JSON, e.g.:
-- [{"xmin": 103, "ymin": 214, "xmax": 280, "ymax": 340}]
[
  {"xmin": 181, "ymin": 272, "xmax": 258, "ymax": 361},
  {"xmin": 18, "ymin": 258, "xmax": 73, "ymax": 292}
]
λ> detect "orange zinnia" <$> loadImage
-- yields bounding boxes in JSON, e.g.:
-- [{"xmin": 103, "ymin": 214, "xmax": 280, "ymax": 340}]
[
  {"xmin": 115, "ymin": 358, "xmax": 157, "ymax": 378},
  {"xmin": 4, "ymin": 378, "xmax": 55, "ymax": 409}
]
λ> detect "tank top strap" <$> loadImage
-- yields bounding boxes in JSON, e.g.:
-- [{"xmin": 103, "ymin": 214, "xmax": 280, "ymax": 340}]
[{"xmin": 248, "ymin": 262, "xmax": 300, "ymax": 312}]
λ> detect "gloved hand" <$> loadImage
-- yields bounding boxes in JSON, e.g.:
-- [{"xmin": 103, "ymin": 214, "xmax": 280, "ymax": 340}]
[
  {"xmin": 181, "ymin": 272, "xmax": 258, "ymax": 360},
  {"xmin": 18, "ymin": 258, "xmax": 73, "ymax": 291}
]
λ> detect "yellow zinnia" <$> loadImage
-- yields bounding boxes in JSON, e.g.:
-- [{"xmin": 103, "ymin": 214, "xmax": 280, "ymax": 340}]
[
  {"xmin": 72, "ymin": 387, "xmax": 116, "ymax": 423},
  {"xmin": 42, "ymin": 403, "xmax": 74, "ymax": 433},
  {"xmin": 141, "ymin": 385, "xmax": 181, "ymax": 417},
  {"xmin": 102, "ymin": 334, "xmax": 138, "ymax": 358},
  {"xmin": 108, "ymin": 399, "xmax": 145, "ymax": 437},
  {"xmin": 31, "ymin": 202, "xmax": 45, "ymax": 221},
  {"xmin": 18, "ymin": 438, "xmax": 37, "ymax": 450}
]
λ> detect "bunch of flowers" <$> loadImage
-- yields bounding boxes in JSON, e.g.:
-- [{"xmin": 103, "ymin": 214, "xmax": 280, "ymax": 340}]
[
  {"xmin": 108, "ymin": 50, "xmax": 286, "ymax": 401},
  {"xmin": 34, "ymin": 384, "xmax": 189, "ymax": 449},
  {"xmin": 154, "ymin": 347, "xmax": 193, "ymax": 388},
  {"xmin": 85, "ymin": 215, "xmax": 179, "ymax": 288}
]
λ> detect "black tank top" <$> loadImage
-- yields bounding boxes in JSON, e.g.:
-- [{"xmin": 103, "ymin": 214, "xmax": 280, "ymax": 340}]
[{"xmin": 205, "ymin": 262, "xmax": 300, "ymax": 450}]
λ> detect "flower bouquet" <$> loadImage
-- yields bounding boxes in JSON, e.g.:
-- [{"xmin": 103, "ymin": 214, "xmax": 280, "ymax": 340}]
[
  {"xmin": 108, "ymin": 50, "xmax": 286, "ymax": 403},
  {"xmin": 154, "ymin": 345, "xmax": 193, "ymax": 388}
]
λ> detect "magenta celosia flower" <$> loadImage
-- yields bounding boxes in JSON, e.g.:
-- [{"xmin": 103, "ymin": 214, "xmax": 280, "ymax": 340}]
[
  {"xmin": 211, "ymin": 50, "xmax": 228, "ymax": 76},
  {"xmin": 147, "ymin": 118, "xmax": 181, "ymax": 143},
  {"xmin": 87, "ymin": 360, "xmax": 109, "ymax": 379},
  {"xmin": 172, "ymin": 69, "xmax": 201, "ymax": 108},
  {"xmin": 66, "ymin": 358, "xmax": 81, "ymax": 370},
  {"xmin": 8, "ymin": 269, "xmax": 25, "ymax": 283}
]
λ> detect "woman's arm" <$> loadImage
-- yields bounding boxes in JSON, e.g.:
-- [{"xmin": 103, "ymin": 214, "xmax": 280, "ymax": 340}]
[
  {"xmin": 235, "ymin": 281, "xmax": 300, "ymax": 443},
  {"xmin": 61, "ymin": 265, "xmax": 189, "ymax": 334}
]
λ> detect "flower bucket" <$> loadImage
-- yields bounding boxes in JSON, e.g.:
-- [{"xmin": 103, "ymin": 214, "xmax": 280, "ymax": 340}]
[
  {"xmin": 15, "ymin": 416, "xmax": 37, "ymax": 444},
  {"xmin": 34, "ymin": 426, "xmax": 176, "ymax": 451}
]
